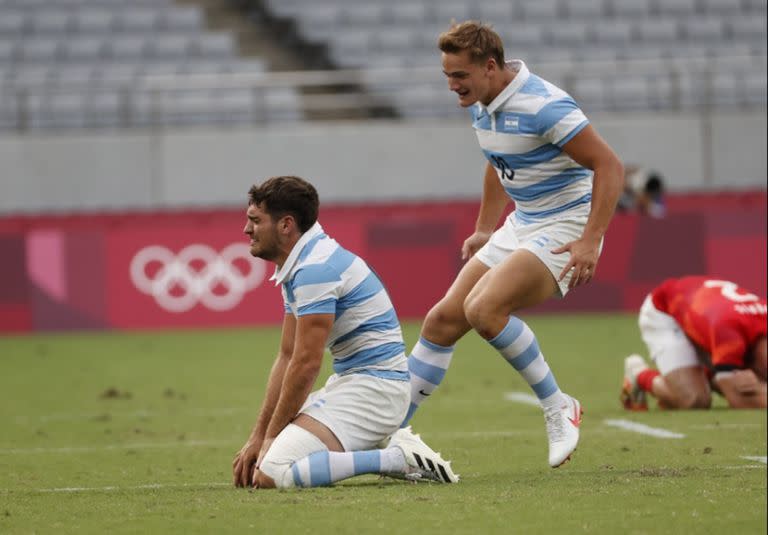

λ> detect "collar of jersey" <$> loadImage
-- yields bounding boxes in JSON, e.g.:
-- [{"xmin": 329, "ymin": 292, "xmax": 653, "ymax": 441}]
[
  {"xmin": 484, "ymin": 59, "xmax": 529, "ymax": 115},
  {"xmin": 270, "ymin": 221, "xmax": 325, "ymax": 286}
]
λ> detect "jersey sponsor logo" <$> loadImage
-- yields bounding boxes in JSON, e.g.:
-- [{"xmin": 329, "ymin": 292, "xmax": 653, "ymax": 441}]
[{"xmin": 130, "ymin": 243, "xmax": 266, "ymax": 313}]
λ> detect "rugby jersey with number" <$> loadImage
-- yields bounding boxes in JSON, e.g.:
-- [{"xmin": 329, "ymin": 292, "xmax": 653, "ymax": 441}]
[{"xmin": 471, "ymin": 60, "xmax": 592, "ymax": 225}]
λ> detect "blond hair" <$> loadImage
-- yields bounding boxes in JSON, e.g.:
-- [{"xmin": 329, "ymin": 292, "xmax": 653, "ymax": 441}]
[{"xmin": 438, "ymin": 21, "xmax": 505, "ymax": 67}]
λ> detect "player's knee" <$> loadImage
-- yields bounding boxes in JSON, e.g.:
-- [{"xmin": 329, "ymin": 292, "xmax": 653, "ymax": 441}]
[
  {"xmin": 463, "ymin": 295, "xmax": 496, "ymax": 339},
  {"xmin": 258, "ymin": 458, "xmax": 296, "ymax": 489},
  {"xmin": 424, "ymin": 300, "xmax": 463, "ymax": 334},
  {"xmin": 253, "ymin": 470, "xmax": 277, "ymax": 489}
]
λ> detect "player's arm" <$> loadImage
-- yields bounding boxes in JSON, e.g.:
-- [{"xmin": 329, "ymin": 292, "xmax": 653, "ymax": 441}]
[
  {"xmin": 462, "ymin": 162, "xmax": 509, "ymax": 260},
  {"xmin": 552, "ymin": 125, "xmax": 624, "ymax": 288},
  {"xmin": 232, "ymin": 313, "xmax": 296, "ymax": 487},
  {"xmin": 262, "ymin": 313, "xmax": 333, "ymax": 443},
  {"xmin": 713, "ymin": 370, "xmax": 768, "ymax": 409}
]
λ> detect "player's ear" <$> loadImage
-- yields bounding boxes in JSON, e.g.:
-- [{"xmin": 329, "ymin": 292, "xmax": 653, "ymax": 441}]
[
  {"xmin": 485, "ymin": 57, "xmax": 496, "ymax": 76},
  {"xmin": 280, "ymin": 215, "xmax": 296, "ymax": 234}
]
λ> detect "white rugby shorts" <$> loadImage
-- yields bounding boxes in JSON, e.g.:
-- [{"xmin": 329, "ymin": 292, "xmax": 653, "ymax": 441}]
[
  {"xmin": 299, "ymin": 372, "xmax": 409, "ymax": 452},
  {"xmin": 475, "ymin": 213, "xmax": 602, "ymax": 297},
  {"xmin": 638, "ymin": 295, "xmax": 700, "ymax": 374}
]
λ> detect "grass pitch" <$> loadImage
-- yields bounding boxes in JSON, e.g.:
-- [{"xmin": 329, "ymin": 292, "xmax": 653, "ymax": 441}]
[{"xmin": 1, "ymin": 315, "xmax": 766, "ymax": 534}]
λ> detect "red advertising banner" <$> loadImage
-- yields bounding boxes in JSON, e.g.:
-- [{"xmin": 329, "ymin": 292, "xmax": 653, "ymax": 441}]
[{"xmin": 0, "ymin": 194, "xmax": 765, "ymax": 333}]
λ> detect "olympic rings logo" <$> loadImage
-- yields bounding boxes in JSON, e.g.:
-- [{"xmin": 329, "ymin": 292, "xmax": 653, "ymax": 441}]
[{"xmin": 130, "ymin": 244, "xmax": 267, "ymax": 313}]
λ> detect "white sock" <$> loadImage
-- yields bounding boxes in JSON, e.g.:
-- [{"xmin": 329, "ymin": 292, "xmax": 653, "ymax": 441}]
[
  {"xmin": 488, "ymin": 316, "xmax": 566, "ymax": 409},
  {"xmin": 402, "ymin": 336, "xmax": 455, "ymax": 426}
]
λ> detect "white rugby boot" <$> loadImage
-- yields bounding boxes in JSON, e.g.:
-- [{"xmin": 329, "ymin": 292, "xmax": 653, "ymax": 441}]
[
  {"xmin": 620, "ymin": 354, "xmax": 649, "ymax": 411},
  {"xmin": 387, "ymin": 426, "xmax": 459, "ymax": 483},
  {"xmin": 544, "ymin": 394, "xmax": 583, "ymax": 468}
]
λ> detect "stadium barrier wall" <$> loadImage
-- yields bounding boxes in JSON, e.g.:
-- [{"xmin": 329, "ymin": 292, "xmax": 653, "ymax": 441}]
[
  {"xmin": 1, "ymin": 110, "xmax": 766, "ymax": 215},
  {"xmin": 0, "ymin": 194, "xmax": 765, "ymax": 333}
]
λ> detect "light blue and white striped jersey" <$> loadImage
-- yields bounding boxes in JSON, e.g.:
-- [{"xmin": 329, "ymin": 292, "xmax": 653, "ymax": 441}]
[
  {"xmin": 471, "ymin": 60, "xmax": 592, "ymax": 225},
  {"xmin": 271, "ymin": 222, "xmax": 409, "ymax": 381}
]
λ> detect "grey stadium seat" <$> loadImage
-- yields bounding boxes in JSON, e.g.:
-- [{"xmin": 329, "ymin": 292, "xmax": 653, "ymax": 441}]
[
  {"xmin": 635, "ymin": 19, "xmax": 680, "ymax": 43},
  {"xmin": 0, "ymin": 40, "xmax": 18, "ymax": 63},
  {"xmin": 342, "ymin": 4, "xmax": 385, "ymax": 25},
  {"xmin": 61, "ymin": 38, "xmax": 105, "ymax": 62},
  {"xmin": 655, "ymin": 0, "xmax": 698, "ymax": 17},
  {"xmin": 477, "ymin": 2, "xmax": 516, "ymax": 22},
  {"xmin": 727, "ymin": 16, "xmax": 767, "ymax": 41},
  {"xmin": 30, "ymin": 11, "xmax": 72, "ymax": 34},
  {"xmin": 433, "ymin": 2, "xmax": 476, "ymax": 23},
  {"xmin": 611, "ymin": 76, "xmax": 651, "ymax": 110},
  {"xmin": 194, "ymin": 33, "xmax": 236, "ymax": 59},
  {"xmin": 374, "ymin": 28, "xmax": 418, "ymax": 52},
  {"xmin": 520, "ymin": 0, "xmax": 561, "ymax": 20},
  {"xmin": 593, "ymin": 21, "xmax": 633, "ymax": 45},
  {"xmin": 149, "ymin": 34, "xmax": 191, "ymax": 60},
  {"xmin": 699, "ymin": 0, "xmax": 743, "ymax": 16},
  {"xmin": 571, "ymin": 78, "xmax": 607, "ymax": 111},
  {"xmin": 0, "ymin": 11, "xmax": 26, "ymax": 36},
  {"xmin": 563, "ymin": 0, "xmax": 606, "ymax": 20},
  {"xmin": 391, "ymin": 3, "xmax": 429, "ymax": 24},
  {"xmin": 107, "ymin": 36, "xmax": 148, "ymax": 61},
  {"xmin": 610, "ymin": 0, "xmax": 652, "ymax": 18},
  {"xmin": 73, "ymin": 10, "xmax": 115, "ymax": 34},
  {"xmin": 116, "ymin": 9, "xmax": 160, "ymax": 32},
  {"xmin": 743, "ymin": 72, "xmax": 767, "ymax": 105},
  {"xmin": 19, "ymin": 39, "xmax": 61, "ymax": 63},
  {"xmin": 9, "ymin": 66, "xmax": 52, "ymax": 87},
  {"xmin": 681, "ymin": 18, "xmax": 724, "ymax": 42},
  {"xmin": 51, "ymin": 66, "xmax": 94, "ymax": 86},
  {"xmin": 547, "ymin": 21, "xmax": 592, "ymax": 46},
  {"xmin": 161, "ymin": 7, "xmax": 204, "ymax": 31}
]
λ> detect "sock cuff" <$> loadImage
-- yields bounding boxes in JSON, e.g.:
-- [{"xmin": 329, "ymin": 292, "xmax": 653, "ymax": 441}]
[
  {"xmin": 418, "ymin": 336, "xmax": 455, "ymax": 353},
  {"xmin": 637, "ymin": 369, "xmax": 661, "ymax": 392},
  {"xmin": 488, "ymin": 316, "xmax": 526, "ymax": 349}
]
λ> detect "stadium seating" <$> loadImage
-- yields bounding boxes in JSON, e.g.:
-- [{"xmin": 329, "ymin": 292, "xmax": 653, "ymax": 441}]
[
  {"xmin": 0, "ymin": 0, "xmax": 288, "ymax": 130},
  {"xmin": 263, "ymin": 0, "xmax": 767, "ymax": 115},
  {"xmin": 1, "ymin": 0, "xmax": 765, "ymax": 129}
]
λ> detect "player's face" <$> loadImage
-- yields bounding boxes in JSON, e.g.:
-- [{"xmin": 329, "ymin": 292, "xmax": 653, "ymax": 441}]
[
  {"xmin": 442, "ymin": 50, "xmax": 492, "ymax": 107},
  {"xmin": 244, "ymin": 202, "xmax": 280, "ymax": 262}
]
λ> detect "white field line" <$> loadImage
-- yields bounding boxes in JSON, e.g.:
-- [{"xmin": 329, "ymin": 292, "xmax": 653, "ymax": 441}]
[
  {"xmin": 604, "ymin": 419, "xmax": 685, "ymax": 439},
  {"xmin": 689, "ymin": 423, "xmax": 763, "ymax": 430},
  {"xmin": 0, "ymin": 440, "xmax": 232, "ymax": 455},
  {"xmin": 1, "ymin": 482, "xmax": 231, "ymax": 494},
  {"xmin": 13, "ymin": 407, "xmax": 249, "ymax": 424},
  {"xmin": 503, "ymin": 391, "xmax": 541, "ymax": 406},
  {"xmin": 741, "ymin": 456, "xmax": 767, "ymax": 464}
]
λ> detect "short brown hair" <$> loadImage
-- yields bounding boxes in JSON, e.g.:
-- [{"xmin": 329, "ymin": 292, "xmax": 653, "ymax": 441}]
[
  {"xmin": 248, "ymin": 176, "xmax": 319, "ymax": 233},
  {"xmin": 438, "ymin": 21, "xmax": 505, "ymax": 67}
]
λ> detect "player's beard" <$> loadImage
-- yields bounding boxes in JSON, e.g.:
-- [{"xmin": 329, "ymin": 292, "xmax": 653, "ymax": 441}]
[{"xmin": 249, "ymin": 229, "xmax": 280, "ymax": 263}]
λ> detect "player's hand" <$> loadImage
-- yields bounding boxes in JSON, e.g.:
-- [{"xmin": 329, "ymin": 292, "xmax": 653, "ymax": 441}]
[
  {"xmin": 251, "ymin": 438, "xmax": 274, "ymax": 488},
  {"xmin": 551, "ymin": 236, "xmax": 601, "ymax": 290},
  {"xmin": 232, "ymin": 438, "xmax": 261, "ymax": 488},
  {"xmin": 461, "ymin": 231, "xmax": 492, "ymax": 261}
]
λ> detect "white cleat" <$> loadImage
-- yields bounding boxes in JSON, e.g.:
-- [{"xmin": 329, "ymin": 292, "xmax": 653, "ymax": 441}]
[
  {"xmin": 621, "ymin": 354, "xmax": 649, "ymax": 411},
  {"xmin": 388, "ymin": 426, "xmax": 459, "ymax": 483},
  {"xmin": 544, "ymin": 394, "xmax": 583, "ymax": 468}
]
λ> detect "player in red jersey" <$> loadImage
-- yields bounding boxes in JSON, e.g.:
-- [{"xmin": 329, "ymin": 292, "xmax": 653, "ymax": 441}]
[{"xmin": 621, "ymin": 276, "xmax": 767, "ymax": 410}]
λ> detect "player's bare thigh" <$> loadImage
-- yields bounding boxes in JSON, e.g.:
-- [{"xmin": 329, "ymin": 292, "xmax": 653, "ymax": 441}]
[
  {"xmin": 464, "ymin": 249, "xmax": 559, "ymax": 339},
  {"xmin": 661, "ymin": 366, "xmax": 712, "ymax": 409},
  {"xmin": 421, "ymin": 256, "xmax": 490, "ymax": 346}
]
